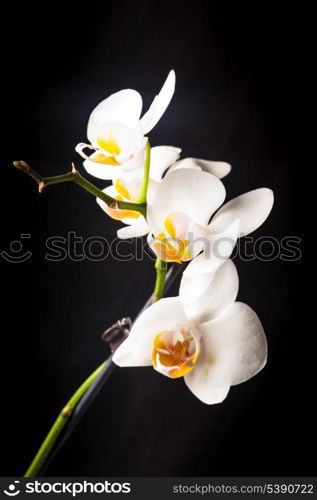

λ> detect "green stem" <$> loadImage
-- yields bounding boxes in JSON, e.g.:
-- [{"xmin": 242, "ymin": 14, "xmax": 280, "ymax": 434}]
[
  {"xmin": 137, "ymin": 141, "xmax": 151, "ymax": 204},
  {"xmin": 152, "ymin": 258, "xmax": 167, "ymax": 303},
  {"xmin": 24, "ymin": 360, "xmax": 107, "ymax": 477},
  {"xmin": 13, "ymin": 161, "xmax": 147, "ymax": 218}
]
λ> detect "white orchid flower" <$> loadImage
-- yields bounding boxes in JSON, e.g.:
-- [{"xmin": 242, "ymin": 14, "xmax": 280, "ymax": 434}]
[
  {"xmin": 116, "ymin": 168, "xmax": 273, "ymax": 271},
  {"xmin": 113, "ymin": 259, "xmax": 267, "ymax": 404},
  {"xmin": 75, "ymin": 70, "xmax": 176, "ymax": 180}
]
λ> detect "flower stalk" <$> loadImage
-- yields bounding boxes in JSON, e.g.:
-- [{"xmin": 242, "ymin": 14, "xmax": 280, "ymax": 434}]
[
  {"xmin": 13, "ymin": 161, "xmax": 147, "ymax": 218},
  {"xmin": 137, "ymin": 140, "xmax": 151, "ymax": 204},
  {"xmin": 24, "ymin": 360, "xmax": 108, "ymax": 477},
  {"xmin": 152, "ymin": 258, "xmax": 168, "ymax": 303}
]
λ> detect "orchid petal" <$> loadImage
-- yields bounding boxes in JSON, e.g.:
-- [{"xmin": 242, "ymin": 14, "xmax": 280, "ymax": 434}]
[
  {"xmin": 150, "ymin": 169, "xmax": 226, "ymax": 228},
  {"xmin": 166, "ymin": 160, "xmax": 200, "ymax": 176},
  {"xmin": 117, "ymin": 218, "xmax": 149, "ymax": 239},
  {"xmin": 169, "ymin": 158, "xmax": 231, "ymax": 179},
  {"xmin": 87, "ymin": 89, "xmax": 143, "ymax": 143},
  {"xmin": 197, "ymin": 301, "xmax": 267, "ymax": 386},
  {"xmin": 145, "ymin": 178, "xmax": 160, "ymax": 204},
  {"xmin": 113, "ymin": 297, "xmax": 187, "ymax": 367},
  {"xmin": 150, "ymin": 146, "xmax": 182, "ymax": 181},
  {"xmin": 210, "ymin": 188, "xmax": 274, "ymax": 237},
  {"xmin": 183, "ymin": 219, "xmax": 239, "ymax": 278},
  {"xmin": 83, "ymin": 156, "xmax": 123, "ymax": 180},
  {"xmin": 137, "ymin": 70, "xmax": 176, "ymax": 135},
  {"xmin": 114, "ymin": 177, "xmax": 140, "ymax": 201},
  {"xmin": 120, "ymin": 147, "xmax": 146, "ymax": 180},
  {"xmin": 180, "ymin": 259, "xmax": 239, "ymax": 324},
  {"xmin": 184, "ymin": 376, "xmax": 230, "ymax": 405}
]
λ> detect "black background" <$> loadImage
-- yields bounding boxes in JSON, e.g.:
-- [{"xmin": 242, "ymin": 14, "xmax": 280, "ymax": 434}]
[{"xmin": 1, "ymin": 1, "xmax": 312, "ymax": 476}]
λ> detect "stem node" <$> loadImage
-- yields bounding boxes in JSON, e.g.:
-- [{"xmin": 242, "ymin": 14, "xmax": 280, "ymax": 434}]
[
  {"xmin": 61, "ymin": 406, "xmax": 73, "ymax": 419},
  {"xmin": 71, "ymin": 162, "xmax": 78, "ymax": 174}
]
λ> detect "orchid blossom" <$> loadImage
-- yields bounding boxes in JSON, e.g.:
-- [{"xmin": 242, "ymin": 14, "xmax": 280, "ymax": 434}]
[
  {"xmin": 75, "ymin": 70, "xmax": 175, "ymax": 180},
  {"xmin": 113, "ymin": 259, "xmax": 267, "ymax": 404},
  {"xmin": 116, "ymin": 168, "xmax": 273, "ymax": 274},
  {"xmin": 148, "ymin": 170, "xmax": 274, "ymax": 273}
]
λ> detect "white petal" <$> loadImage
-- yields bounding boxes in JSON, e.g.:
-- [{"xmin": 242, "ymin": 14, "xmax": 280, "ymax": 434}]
[
  {"xmin": 87, "ymin": 89, "xmax": 142, "ymax": 143},
  {"xmin": 121, "ymin": 216, "xmax": 142, "ymax": 225},
  {"xmin": 113, "ymin": 297, "xmax": 187, "ymax": 367},
  {"xmin": 183, "ymin": 219, "xmax": 239, "ymax": 278},
  {"xmin": 117, "ymin": 218, "xmax": 149, "ymax": 239},
  {"xmin": 184, "ymin": 375, "xmax": 230, "ymax": 405},
  {"xmin": 170, "ymin": 158, "xmax": 231, "ymax": 179},
  {"xmin": 146, "ymin": 178, "xmax": 160, "ymax": 204},
  {"xmin": 137, "ymin": 70, "xmax": 176, "ymax": 135},
  {"xmin": 149, "ymin": 146, "xmax": 182, "ymax": 181},
  {"xmin": 166, "ymin": 160, "xmax": 201, "ymax": 176},
  {"xmin": 115, "ymin": 130, "xmax": 146, "ymax": 164},
  {"xmin": 83, "ymin": 158, "xmax": 122, "ymax": 180},
  {"xmin": 150, "ymin": 169, "xmax": 226, "ymax": 227},
  {"xmin": 197, "ymin": 301, "xmax": 267, "ymax": 386},
  {"xmin": 210, "ymin": 188, "xmax": 274, "ymax": 237},
  {"xmin": 89, "ymin": 121, "xmax": 145, "ymax": 161},
  {"xmin": 120, "ymin": 147, "xmax": 145, "ymax": 180},
  {"xmin": 180, "ymin": 259, "xmax": 239, "ymax": 323}
]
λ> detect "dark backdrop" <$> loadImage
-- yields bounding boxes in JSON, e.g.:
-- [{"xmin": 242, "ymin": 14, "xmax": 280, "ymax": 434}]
[{"xmin": 1, "ymin": 1, "xmax": 312, "ymax": 476}]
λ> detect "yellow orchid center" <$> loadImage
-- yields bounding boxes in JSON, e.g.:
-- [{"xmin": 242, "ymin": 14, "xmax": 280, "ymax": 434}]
[
  {"xmin": 152, "ymin": 212, "xmax": 192, "ymax": 263},
  {"xmin": 152, "ymin": 326, "xmax": 201, "ymax": 378},
  {"xmin": 97, "ymin": 132, "xmax": 121, "ymax": 155},
  {"xmin": 95, "ymin": 132, "xmax": 121, "ymax": 165}
]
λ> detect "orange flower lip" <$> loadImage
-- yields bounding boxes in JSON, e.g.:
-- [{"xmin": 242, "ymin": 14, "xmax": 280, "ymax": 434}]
[
  {"xmin": 152, "ymin": 326, "xmax": 201, "ymax": 378},
  {"xmin": 102, "ymin": 177, "xmax": 143, "ymax": 222},
  {"xmin": 152, "ymin": 211, "xmax": 192, "ymax": 263},
  {"xmin": 153, "ymin": 236, "xmax": 190, "ymax": 263},
  {"xmin": 103, "ymin": 202, "xmax": 140, "ymax": 221}
]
